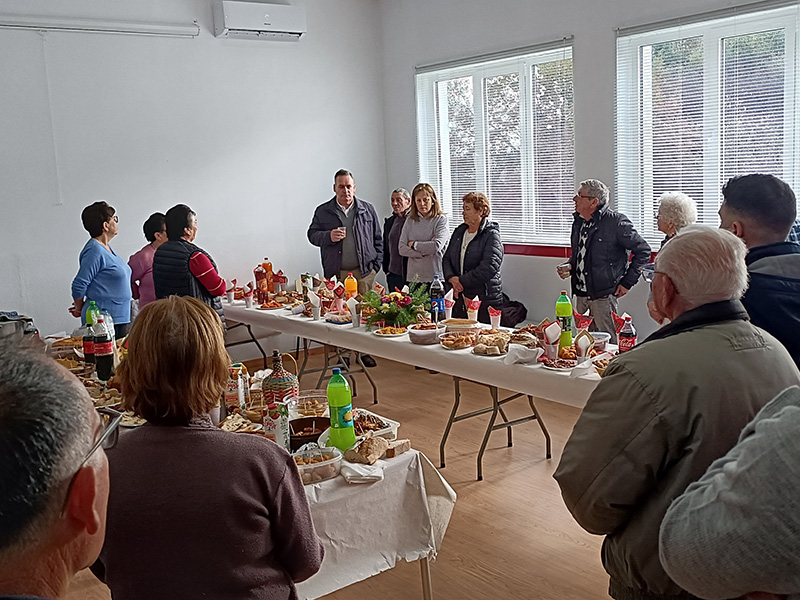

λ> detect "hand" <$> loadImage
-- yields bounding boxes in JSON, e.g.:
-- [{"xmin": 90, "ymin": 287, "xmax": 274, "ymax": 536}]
[
  {"xmin": 448, "ymin": 276, "xmax": 463, "ymax": 298},
  {"xmin": 330, "ymin": 229, "xmax": 346, "ymax": 243},
  {"xmin": 614, "ymin": 284, "xmax": 629, "ymax": 298},
  {"xmin": 556, "ymin": 263, "xmax": 571, "ymax": 279},
  {"xmin": 68, "ymin": 304, "xmax": 82, "ymax": 318},
  {"xmin": 408, "ymin": 240, "xmax": 415, "ymax": 248},
  {"xmin": 647, "ymin": 300, "xmax": 664, "ymax": 325}
]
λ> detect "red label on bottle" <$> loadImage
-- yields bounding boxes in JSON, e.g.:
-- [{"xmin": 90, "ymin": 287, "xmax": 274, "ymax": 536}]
[
  {"xmin": 83, "ymin": 340, "xmax": 94, "ymax": 354},
  {"xmin": 94, "ymin": 341, "xmax": 113, "ymax": 356},
  {"xmin": 618, "ymin": 335, "xmax": 637, "ymax": 353}
]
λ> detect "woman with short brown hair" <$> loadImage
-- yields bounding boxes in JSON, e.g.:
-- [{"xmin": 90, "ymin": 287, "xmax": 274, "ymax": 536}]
[
  {"xmin": 93, "ymin": 296, "xmax": 323, "ymax": 600},
  {"xmin": 443, "ymin": 192, "xmax": 504, "ymax": 323}
]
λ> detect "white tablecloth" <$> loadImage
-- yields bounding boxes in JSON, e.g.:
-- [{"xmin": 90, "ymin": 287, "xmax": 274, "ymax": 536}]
[
  {"xmin": 225, "ymin": 303, "xmax": 600, "ymax": 408},
  {"xmin": 296, "ymin": 450, "xmax": 456, "ymax": 600}
]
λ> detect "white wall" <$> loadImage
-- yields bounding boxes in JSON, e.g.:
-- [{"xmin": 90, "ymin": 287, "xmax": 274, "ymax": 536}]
[
  {"xmin": 377, "ymin": 0, "xmax": 760, "ymax": 338},
  {"xmin": 0, "ymin": 0, "xmax": 387, "ymax": 338}
]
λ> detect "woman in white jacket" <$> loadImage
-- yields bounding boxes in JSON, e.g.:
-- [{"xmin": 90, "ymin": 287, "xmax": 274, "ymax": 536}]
[{"xmin": 399, "ymin": 183, "xmax": 448, "ymax": 285}]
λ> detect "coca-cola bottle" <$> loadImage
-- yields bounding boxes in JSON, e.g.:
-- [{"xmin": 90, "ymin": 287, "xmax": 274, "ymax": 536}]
[
  {"xmin": 618, "ymin": 316, "xmax": 637, "ymax": 353},
  {"xmin": 94, "ymin": 318, "xmax": 115, "ymax": 381},
  {"xmin": 82, "ymin": 325, "xmax": 95, "ymax": 367}
]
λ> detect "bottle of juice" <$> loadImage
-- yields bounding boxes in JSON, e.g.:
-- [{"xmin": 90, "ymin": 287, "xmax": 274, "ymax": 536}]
[
  {"xmin": 263, "ymin": 258, "xmax": 274, "ymax": 293},
  {"xmin": 344, "ymin": 272, "xmax": 358, "ymax": 299},
  {"xmin": 327, "ymin": 368, "xmax": 356, "ymax": 451},
  {"xmin": 556, "ymin": 291, "xmax": 573, "ymax": 349}
]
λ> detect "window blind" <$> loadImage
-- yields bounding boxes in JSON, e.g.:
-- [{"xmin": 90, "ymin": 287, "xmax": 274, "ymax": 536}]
[
  {"xmin": 616, "ymin": 4, "xmax": 800, "ymax": 245},
  {"xmin": 416, "ymin": 42, "xmax": 575, "ymax": 245}
]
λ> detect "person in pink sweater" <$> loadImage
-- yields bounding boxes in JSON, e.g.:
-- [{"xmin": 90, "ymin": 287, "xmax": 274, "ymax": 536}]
[{"xmin": 128, "ymin": 212, "xmax": 167, "ymax": 311}]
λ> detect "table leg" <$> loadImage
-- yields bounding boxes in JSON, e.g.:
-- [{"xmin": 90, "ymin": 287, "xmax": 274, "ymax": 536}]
[
  {"xmin": 439, "ymin": 377, "xmax": 461, "ymax": 468},
  {"xmin": 420, "ymin": 556, "xmax": 433, "ymax": 600},
  {"xmin": 355, "ymin": 352, "xmax": 379, "ymax": 404},
  {"xmin": 316, "ymin": 345, "xmax": 332, "ymax": 389},
  {"xmin": 528, "ymin": 396, "xmax": 552, "ymax": 459},
  {"xmin": 476, "ymin": 386, "xmax": 500, "ymax": 481},
  {"xmin": 497, "ymin": 405, "xmax": 512, "ymax": 447},
  {"xmin": 298, "ymin": 338, "xmax": 310, "ymax": 379}
]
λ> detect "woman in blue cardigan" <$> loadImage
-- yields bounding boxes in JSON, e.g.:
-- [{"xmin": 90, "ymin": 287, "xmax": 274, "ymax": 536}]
[{"xmin": 70, "ymin": 201, "xmax": 132, "ymax": 338}]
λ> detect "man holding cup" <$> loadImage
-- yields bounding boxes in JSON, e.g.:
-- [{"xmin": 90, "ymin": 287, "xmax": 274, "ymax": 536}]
[
  {"xmin": 557, "ymin": 179, "xmax": 650, "ymax": 342},
  {"xmin": 308, "ymin": 169, "xmax": 383, "ymax": 366}
]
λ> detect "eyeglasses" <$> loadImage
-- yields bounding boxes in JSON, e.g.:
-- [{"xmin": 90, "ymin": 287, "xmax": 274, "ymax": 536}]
[
  {"xmin": 642, "ymin": 265, "xmax": 669, "ymax": 284},
  {"xmin": 60, "ymin": 406, "xmax": 123, "ymax": 516},
  {"xmin": 574, "ymin": 194, "xmax": 595, "ymax": 200},
  {"xmin": 110, "ymin": 215, "xmax": 119, "ymax": 223}
]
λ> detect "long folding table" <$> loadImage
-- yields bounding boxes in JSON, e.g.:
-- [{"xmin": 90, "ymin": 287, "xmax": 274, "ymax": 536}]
[{"xmin": 224, "ymin": 303, "xmax": 602, "ymax": 479}]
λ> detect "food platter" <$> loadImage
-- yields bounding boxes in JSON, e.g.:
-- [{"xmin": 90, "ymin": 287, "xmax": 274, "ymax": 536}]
[
  {"xmin": 374, "ymin": 326, "xmax": 407, "ymax": 337},
  {"xmin": 257, "ymin": 303, "xmax": 284, "ymax": 310}
]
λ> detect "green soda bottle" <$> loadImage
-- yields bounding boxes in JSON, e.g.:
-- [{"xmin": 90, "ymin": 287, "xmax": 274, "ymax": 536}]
[
  {"xmin": 86, "ymin": 300, "xmax": 100, "ymax": 326},
  {"xmin": 327, "ymin": 368, "xmax": 357, "ymax": 451},
  {"xmin": 556, "ymin": 291, "xmax": 573, "ymax": 349}
]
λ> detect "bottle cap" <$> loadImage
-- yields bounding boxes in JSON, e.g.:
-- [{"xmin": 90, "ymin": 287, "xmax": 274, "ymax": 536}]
[
  {"xmin": 348, "ymin": 272, "xmax": 353, "ymax": 277},
  {"xmin": 332, "ymin": 367, "xmax": 341, "ymax": 374},
  {"xmin": 97, "ymin": 318, "xmax": 104, "ymax": 323},
  {"xmin": 561, "ymin": 290, "xmax": 567, "ymax": 295}
]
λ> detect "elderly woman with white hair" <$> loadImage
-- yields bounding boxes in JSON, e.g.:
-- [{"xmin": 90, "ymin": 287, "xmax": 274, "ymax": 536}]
[{"xmin": 646, "ymin": 191, "xmax": 698, "ymax": 323}]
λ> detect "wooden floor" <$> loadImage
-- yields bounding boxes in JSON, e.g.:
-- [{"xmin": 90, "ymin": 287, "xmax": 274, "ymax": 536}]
[{"xmin": 67, "ymin": 353, "xmax": 609, "ymax": 600}]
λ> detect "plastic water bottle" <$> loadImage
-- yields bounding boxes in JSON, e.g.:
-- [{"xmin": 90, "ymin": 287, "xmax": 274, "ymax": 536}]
[
  {"xmin": 430, "ymin": 276, "xmax": 445, "ymax": 324},
  {"xmin": 345, "ymin": 272, "xmax": 358, "ymax": 300},
  {"xmin": 556, "ymin": 290, "xmax": 573, "ymax": 349},
  {"xmin": 618, "ymin": 316, "xmax": 637, "ymax": 352},
  {"xmin": 327, "ymin": 368, "xmax": 356, "ymax": 451}
]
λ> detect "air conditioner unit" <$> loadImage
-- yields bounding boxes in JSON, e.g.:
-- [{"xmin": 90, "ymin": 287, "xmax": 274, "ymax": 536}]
[{"xmin": 213, "ymin": 1, "xmax": 306, "ymax": 40}]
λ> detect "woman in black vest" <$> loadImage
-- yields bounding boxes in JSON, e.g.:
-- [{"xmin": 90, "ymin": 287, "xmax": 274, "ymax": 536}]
[
  {"xmin": 152, "ymin": 205, "xmax": 226, "ymax": 322},
  {"xmin": 443, "ymin": 192, "xmax": 504, "ymax": 323}
]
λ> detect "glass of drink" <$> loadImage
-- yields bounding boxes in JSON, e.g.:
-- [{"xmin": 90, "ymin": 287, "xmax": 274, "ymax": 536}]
[
  {"xmin": 337, "ymin": 226, "xmax": 346, "ymax": 238},
  {"xmin": 557, "ymin": 262, "xmax": 571, "ymax": 278}
]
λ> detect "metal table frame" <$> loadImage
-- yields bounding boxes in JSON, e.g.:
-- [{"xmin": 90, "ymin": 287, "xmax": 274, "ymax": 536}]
[
  {"xmin": 294, "ymin": 337, "xmax": 378, "ymax": 404},
  {"xmin": 440, "ymin": 376, "xmax": 552, "ymax": 481}
]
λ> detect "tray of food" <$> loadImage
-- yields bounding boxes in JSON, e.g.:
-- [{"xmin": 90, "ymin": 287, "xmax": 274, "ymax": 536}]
[
  {"xmin": 441, "ymin": 318, "xmax": 480, "ymax": 332},
  {"xmin": 218, "ymin": 412, "xmax": 263, "ymax": 433},
  {"xmin": 473, "ymin": 330, "xmax": 511, "ymax": 355},
  {"xmin": 541, "ymin": 358, "xmax": 578, "ymax": 371},
  {"xmin": 293, "ymin": 445, "xmax": 342, "ymax": 485},
  {"xmin": 374, "ymin": 326, "xmax": 407, "ymax": 337},
  {"xmin": 258, "ymin": 301, "xmax": 284, "ymax": 310},
  {"xmin": 120, "ymin": 411, "xmax": 147, "ymax": 427},
  {"xmin": 439, "ymin": 330, "xmax": 478, "ymax": 350},
  {"xmin": 407, "ymin": 322, "xmax": 445, "ymax": 345},
  {"xmin": 325, "ymin": 312, "xmax": 352, "ymax": 325}
]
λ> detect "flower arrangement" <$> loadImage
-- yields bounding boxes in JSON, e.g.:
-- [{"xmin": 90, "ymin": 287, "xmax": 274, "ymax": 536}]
[{"xmin": 361, "ymin": 284, "xmax": 430, "ymax": 328}]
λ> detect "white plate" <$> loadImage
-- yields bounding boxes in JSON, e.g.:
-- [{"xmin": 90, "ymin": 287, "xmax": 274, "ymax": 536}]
[
  {"xmin": 541, "ymin": 364, "xmax": 576, "ymax": 372},
  {"xmin": 472, "ymin": 348, "xmax": 506, "ymax": 357},
  {"xmin": 374, "ymin": 330, "xmax": 408, "ymax": 337},
  {"xmin": 256, "ymin": 305, "xmax": 284, "ymax": 311}
]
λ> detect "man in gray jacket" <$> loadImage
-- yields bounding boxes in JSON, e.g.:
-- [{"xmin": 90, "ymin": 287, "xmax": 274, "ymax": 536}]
[
  {"xmin": 554, "ymin": 226, "xmax": 800, "ymax": 600},
  {"xmin": 660, "ymin": 385, "xmax": 800, "ymax": 600}
]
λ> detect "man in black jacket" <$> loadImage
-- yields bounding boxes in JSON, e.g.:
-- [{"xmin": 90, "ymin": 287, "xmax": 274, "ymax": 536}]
[
  {"xmin": 719, "ymin": 173, "xmax": 800, "ymax": 366},
  {"xmin": 558, "ymin": 179, "xmax": 650, "ymax": 343},
  {"xmin": 383, "ymin": 188, "xmax": 411, "ymax": 292}
]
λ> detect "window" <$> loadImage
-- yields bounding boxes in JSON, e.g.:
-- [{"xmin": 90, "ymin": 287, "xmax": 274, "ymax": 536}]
[
  {"xmin": 416, "ymin": 43, "xmax": 575, "ymax": 245},
  {"xmin": 616, "ymin": 5, "xmax": 800, "ymax": 246}
]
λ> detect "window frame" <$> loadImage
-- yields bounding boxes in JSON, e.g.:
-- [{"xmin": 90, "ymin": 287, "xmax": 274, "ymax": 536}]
[
  {"xmin": 416, "ymin": 43, "xmax": 575, "ymax": 248},
  {"xmin": 616, "ymin": 5, "xmax": 800, "ymax": 245}
]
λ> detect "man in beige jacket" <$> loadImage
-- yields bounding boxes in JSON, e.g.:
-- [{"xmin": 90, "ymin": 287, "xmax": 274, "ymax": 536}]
[{"xmin": 554, "ymin": 226, "xmax": 800, "ymax": 600}]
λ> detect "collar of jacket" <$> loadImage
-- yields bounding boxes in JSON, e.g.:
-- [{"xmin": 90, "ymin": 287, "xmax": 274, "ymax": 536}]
[
  {"xmin": 327, "ymin": 196, "xmax": 366, "ymax": 215},
  {"xmin": 573, "ymin": 203, "xmax": 610, "ymax": 225},
  {"xmin": 746, "ymin": 241, "xmax": 800, "ymax": 266},
  {"xmin": 640, "ymin": 299, "xmax": 749, "ymax": 346}
]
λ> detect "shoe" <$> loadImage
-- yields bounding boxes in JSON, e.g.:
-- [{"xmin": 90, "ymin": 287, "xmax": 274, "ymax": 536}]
[
  {"xmin": 428, "ymin": 370, "xmax": 439, "ymax": 374},
  {"xmin": 360, "ymin": 354, "xmax": 377, "ymax": 368},
  {"xmin": 340, "ymin": 355, "xmax": 350, "ymax": 368}
]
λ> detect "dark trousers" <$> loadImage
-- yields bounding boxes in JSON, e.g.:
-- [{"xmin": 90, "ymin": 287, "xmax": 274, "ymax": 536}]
[{"xmin": 386, "ymin": 272, "xmax": 406, "ymax": 293}]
